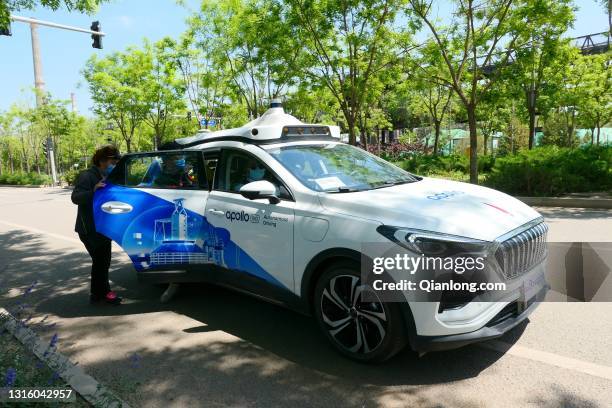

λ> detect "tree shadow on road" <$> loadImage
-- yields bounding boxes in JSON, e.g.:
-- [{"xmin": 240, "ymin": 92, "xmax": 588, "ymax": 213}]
[{"xmin": 0, "ymin": 228, "xmax": 549, "ymax": 407}]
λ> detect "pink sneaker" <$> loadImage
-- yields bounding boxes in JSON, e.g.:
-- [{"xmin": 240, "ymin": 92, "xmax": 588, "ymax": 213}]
[{"xmin": 104, "ymin": 291, "xmax": 122, "ymax": 305}]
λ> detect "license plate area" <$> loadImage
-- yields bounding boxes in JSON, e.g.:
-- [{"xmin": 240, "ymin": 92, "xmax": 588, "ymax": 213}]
[{"xmin": 517, "ymin": 272, "xmax": 546, "ymax": 313}]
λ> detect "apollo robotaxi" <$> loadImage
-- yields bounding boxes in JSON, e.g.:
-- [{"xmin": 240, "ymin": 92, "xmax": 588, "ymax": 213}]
[{"xmin": 93, "ymin": 101, "xmax": 548, "ymax": 362}]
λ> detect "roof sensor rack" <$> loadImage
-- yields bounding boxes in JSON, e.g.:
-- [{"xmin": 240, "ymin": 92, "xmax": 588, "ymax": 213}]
[{"xmin": 174, "ymin": 101, "xmax": 340, "ymax": 148}]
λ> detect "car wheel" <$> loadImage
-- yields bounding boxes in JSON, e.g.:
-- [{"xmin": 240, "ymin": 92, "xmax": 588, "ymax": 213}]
[{"xmin": 314, "ymin": 260, "xmax": 407, "ymax": 363}]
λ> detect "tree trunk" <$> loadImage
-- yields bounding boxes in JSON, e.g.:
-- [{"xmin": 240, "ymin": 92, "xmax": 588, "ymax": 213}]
[
  {"xmin": 358, "ymin": 114, "xmax": 368, "ymax": 150},
  {"xmin": 567, "ymin": 112, "xmax": 575, "ymax": 148},
  {"xmin": 528, "ymin": 107, "xmax": 536, "ymax": 149},
  {"xmin": 433, "ymin": 121, "xmax": 441, "ymax": 155},
  {"xmin": 8, "ymin": 149, "xmax": 14, "ymax": 173},
  {"xmin": 153, "ymin": 124, "xmax": 161, "ymax": 151},
  {"xmin": 22, "ymin": 144, "xmax": 30, "ymax": 173},
  {"xmin": 347, "ymin": 118, "xmax": 357, "ymax": 146},
  {"xmin": 467, "ymin": 107, "xmax": 478, "ymax": 184}
]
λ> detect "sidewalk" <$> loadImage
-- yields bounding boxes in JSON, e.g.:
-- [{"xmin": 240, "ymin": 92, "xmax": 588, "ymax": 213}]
[{"xmin": 518, "ymin": 194, "xmax": 612, "ymax": 209}]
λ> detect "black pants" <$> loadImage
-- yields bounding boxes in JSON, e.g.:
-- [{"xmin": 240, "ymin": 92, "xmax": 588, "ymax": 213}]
[{"xmin": 79, "ymin": 233, "xmax": 112, "ymax": 297}]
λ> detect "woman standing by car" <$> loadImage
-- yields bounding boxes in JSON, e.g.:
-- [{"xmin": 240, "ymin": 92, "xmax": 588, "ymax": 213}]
[{"xmin": 71, "ymin": 145, "xmax": 122, "ymax": 305}]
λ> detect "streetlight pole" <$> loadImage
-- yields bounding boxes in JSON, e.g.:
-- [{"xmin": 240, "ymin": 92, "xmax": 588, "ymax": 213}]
[
  {"xmin": 28, "ymin": 21, "xmax": 58, "ymax": 184},
  {"xmin": 29, "ymin": 22, "xmax": 45, "ymax": 107}
]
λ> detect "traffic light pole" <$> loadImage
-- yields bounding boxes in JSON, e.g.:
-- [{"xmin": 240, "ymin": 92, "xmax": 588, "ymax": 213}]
[{"xmin": 9, "ymin": 15, "xmax": 107, "ymax": 37}]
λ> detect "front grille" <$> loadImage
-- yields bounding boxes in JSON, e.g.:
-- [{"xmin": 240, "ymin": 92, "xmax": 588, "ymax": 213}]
[{"xmin": 495, "ymin": 222, "xmax": 548, "ymax": 280}]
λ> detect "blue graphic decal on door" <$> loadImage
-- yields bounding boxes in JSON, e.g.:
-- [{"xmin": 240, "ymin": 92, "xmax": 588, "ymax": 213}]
[{"xmin": 93, "ymin": 184, "xmax": 285, "ymax": 288}]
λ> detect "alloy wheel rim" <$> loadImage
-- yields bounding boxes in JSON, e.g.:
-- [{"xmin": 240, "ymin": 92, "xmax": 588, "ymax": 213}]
[{"xmin": 320, "ymin": 274, "xmax": 387, "ymax": 354}]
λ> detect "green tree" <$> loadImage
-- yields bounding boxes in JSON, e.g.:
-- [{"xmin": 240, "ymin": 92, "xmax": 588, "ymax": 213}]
[
  {"xmin": 83, "ymin": 49, "xmax": 153, "ymax": 152},
  {"xmin": 30, "ymin": 96, "xmax": 71, "ymax": 172},
  {"xmin": 505, "ymin": 0, "xmax": 574, "ymax": 148},
  {"xmin": 551, "ymin": 52, "xmax": 593, "ymax": 147},
  {"xmin": 186, "ymin": 0, "xmax": 303, "ymax": 120},
  {"xmin": 169, "ymin": 32, "xmax": 233, "ymax": 129},
  {"xmin": 286, "ymin": 0, "xmax": 410, "ymax": 146},
  {"xmin": 141, "ymin": 38, "xmax": 186, "ymax": 149},
  {"xmin": 496, "ymin": 102, "xmax": 529, "ymax": 154},
  {"xmin": 477, "ymin": 88, "xmax": 511, "ymax": 155},
  {"xmin": 576, "ymin": 53, "xmax": 611, "ymax": 145},
  {"xmin": 409, "ymin": 0, "xmax": 538, "ymax": 183},
  {"xmin": 284, "ymin": 85, "xmax": 341, "ymax": 124},
  {"xmin": 405, "ymin": 48, "xmax": 454, "ymax": 155}
]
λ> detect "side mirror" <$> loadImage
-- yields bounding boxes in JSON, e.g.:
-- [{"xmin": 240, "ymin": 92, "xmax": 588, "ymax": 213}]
[{"xmin": 239, "ymin": 180, "xmax": 280, "ymax": 204}]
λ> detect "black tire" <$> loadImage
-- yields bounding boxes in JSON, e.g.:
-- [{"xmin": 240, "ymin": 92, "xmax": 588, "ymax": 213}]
[{"xmin": 313, "ymin": 260, "xmax": 407, "ymax": 363}]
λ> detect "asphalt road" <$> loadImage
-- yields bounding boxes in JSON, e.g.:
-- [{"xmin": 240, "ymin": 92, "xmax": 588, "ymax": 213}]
[{"xmin": 0, "ymin": 186, "xmax": 611, "ymax": 408}]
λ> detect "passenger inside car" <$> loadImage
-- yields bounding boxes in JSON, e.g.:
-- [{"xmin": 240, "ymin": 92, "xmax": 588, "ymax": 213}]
[
  {"xmin": 231, "ymin": 158, "xmax": 267, "ymax": 191},
  {"xmin": 153, "ymin": 154, "xmax": 196, "ymax": 188}
]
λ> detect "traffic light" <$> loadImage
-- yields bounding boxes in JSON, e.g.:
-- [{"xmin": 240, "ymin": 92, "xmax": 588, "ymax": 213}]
[
  {"xmin": 187, "ymin": 111, "xmax": 192, "ymax": 121},
  {"xmin": 0, "ymin": 24, "xmax": 11, "ymax": 36},
  {"xmin": 91, "ymin": 21, "xmax": 102, "ymax": 49},
  {"xmin": 42, "ymin": 140, "xmax": 49, "ymax": 156}
]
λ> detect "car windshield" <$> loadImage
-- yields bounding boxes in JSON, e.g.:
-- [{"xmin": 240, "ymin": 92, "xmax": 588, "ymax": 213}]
[{"xmin": 266, "ymin": 143, "xmax": 418, "ymax": 192}]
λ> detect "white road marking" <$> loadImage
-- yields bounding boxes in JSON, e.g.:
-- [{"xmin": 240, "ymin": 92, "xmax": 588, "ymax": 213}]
[
  {"xmin": 0, "ymin": 219, "xmax": 81, "ymax": 244},
  {"xmin": 479, "ymin": 340, "xmax": 612, "ymax": 381}
]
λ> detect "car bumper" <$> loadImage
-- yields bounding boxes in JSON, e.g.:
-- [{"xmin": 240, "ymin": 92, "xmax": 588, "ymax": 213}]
[{"xmin": 411, "ymin": 285, "xmax": 548, "ymax": 353}]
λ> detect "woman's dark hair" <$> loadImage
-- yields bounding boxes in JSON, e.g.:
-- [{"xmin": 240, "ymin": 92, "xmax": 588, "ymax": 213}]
[{"xmin": 92, "ymin": 145, "xmax": 121, "ymax": 166}]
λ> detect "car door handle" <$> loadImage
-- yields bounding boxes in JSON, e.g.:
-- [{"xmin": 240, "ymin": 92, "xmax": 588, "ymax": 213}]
[
  {"xmin": 101, "ymin": 201, "xmax": 133, "ymax": 214},
  {"xmin": 208, "ymin": 209, "xmax": 225, "ymax": 216}
]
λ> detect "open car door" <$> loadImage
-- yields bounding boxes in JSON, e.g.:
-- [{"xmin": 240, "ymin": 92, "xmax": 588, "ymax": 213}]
[{"xmin": 93, "ymin": 151, "xmax": 212, "ymax": 276}]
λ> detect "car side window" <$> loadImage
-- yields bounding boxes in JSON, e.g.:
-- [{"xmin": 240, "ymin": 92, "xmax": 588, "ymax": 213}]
[
  {"xmin": 215, "ymin": 150, "xmax": 291, "ymax": 199},
  {"xmin": 121, "ymin": 152, "xmax": 205, "ymax": 189}
]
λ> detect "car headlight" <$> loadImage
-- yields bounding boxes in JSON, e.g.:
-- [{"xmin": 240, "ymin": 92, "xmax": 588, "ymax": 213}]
[
  {"xmin": 376, "ymin": 225, "xmax": 497, "ymax": 312},
  {"xmin": 376, "ymin": 225, "xmax": 493, "ymax": 257}
]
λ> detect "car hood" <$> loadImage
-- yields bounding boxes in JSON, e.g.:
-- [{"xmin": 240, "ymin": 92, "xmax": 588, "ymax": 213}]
[{"xmin": 318, "ymin": 177, "xmax": 541, "ymax": 242}]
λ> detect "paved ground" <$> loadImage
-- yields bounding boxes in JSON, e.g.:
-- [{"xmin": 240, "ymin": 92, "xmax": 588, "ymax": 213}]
[{"xmin": 0, "ymin": 186, "xmax": 611, "ymax": 407}]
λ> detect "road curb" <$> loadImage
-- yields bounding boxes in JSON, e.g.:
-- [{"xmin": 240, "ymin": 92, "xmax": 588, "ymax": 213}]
[
  {"xmin": 0, "ymin": 309, "xmax": 131, "ymax": 408},
  {"xmin": 517, "ymin": 196, "xmax": 612, "ymax": 209}
]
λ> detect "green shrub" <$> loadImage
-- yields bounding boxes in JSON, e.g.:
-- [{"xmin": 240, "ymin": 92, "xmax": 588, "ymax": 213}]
[
  {"xmin": 398, "ymin": 154, "xmax": 495, "ymax": 175},
  {"xmin": 0, "ymin": 172, "xmax": 52, "ymax": 186},
  {"xmin": 485, "ymin": 145, "xmax": 612, "ymax": 196},
  {"xmin": 62, "ymin": 168, "xmax": 81, "ymax": 186}
]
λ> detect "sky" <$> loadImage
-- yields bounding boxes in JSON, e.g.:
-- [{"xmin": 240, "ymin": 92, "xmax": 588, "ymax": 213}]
[{"xmin": 0, "ymin": 0, "xmax": 608, "ymax": 115}]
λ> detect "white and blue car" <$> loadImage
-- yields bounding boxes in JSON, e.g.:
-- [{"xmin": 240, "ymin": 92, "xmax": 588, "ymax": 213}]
[{"xmin": 94, "ymin": 102, "xmax": 548, "ymax": 362}]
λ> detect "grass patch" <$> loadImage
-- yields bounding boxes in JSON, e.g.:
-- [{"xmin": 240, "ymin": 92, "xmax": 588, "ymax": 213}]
[{"xmin": 0, "ymin": 315, "xmax": 88, "ymax": 407}]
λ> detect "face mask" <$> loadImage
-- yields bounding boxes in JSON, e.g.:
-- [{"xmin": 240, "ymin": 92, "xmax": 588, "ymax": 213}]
[
  {"xmin": 248, "ymin": 168, "xmax": 265, "ymax": 181},
  {"xmin": 175, "ymin": 159, "xmax": 186, "ymax": 169},
  {"xmin": 105, "ymin": 164, "xmax": 115, "ymax": 175}
]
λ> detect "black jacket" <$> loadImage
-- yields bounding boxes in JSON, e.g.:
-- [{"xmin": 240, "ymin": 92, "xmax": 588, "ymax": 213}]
[{"xmin": 71, "ymin": 166, "xmax": 104, "ymax": 235}]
